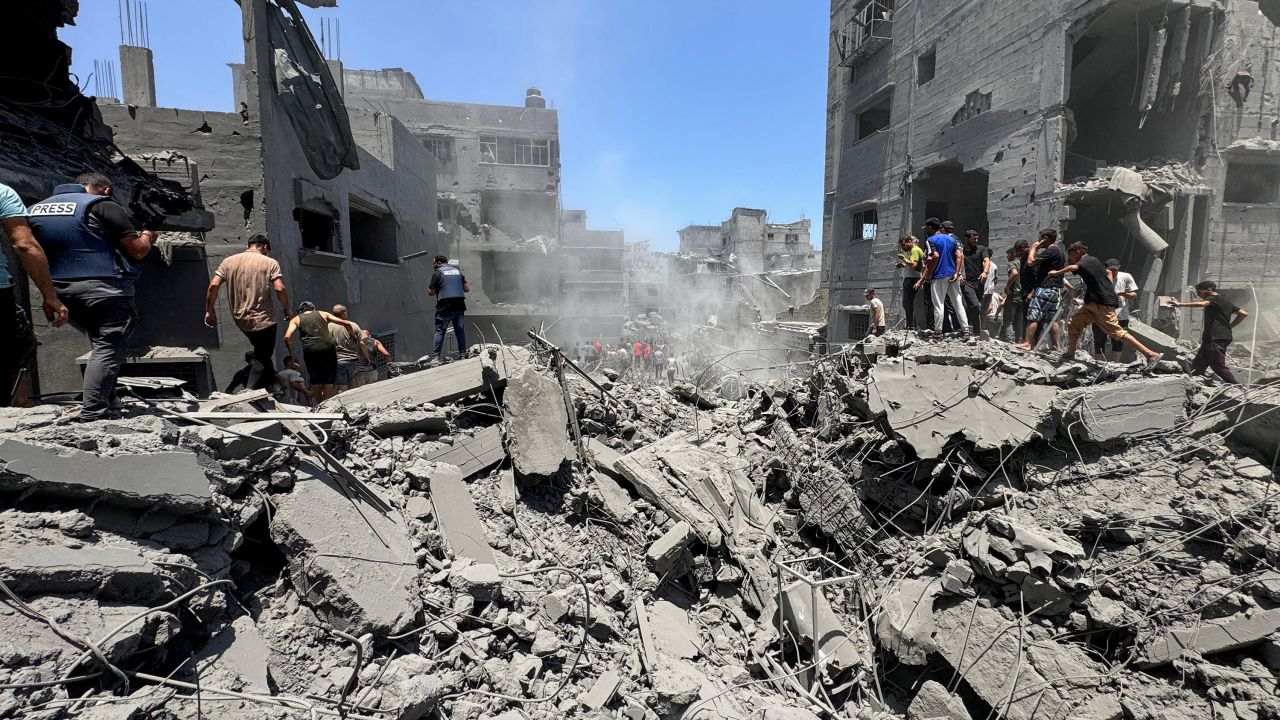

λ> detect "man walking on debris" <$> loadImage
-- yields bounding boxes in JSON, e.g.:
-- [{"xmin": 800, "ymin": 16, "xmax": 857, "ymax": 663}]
[
  {"xmin": 354, "ymin": 329, "xmax": 392, "ymax": 388},
  {"xmin": 1015, "ymin": 229, "xmax": 1065, "ymax": 352},
  {"xmin": 204, "ymin": 234, "xmax": 291, "ymax": 391},
  {"xmin": 895, "ymin": 235, "xmax": 925, "ymax": 329},
  {"xmin": 916, "ymin": 218, "xmax": 969, "ymax": 336},
  {"xmin": 283, "ymin": 301, "xmax": 357, "ymax": 404},
  {"xmin": 961, "ymin": 230, "xmax": 991, "ymax": 334},
  {"xmin": 328, "ymin": 304, "xmax": 370, "ymax": 393},
  {"xmin": 28, "ymin": 173, "xmax": 157, "ymax": 421},
  {"xmin": 865, "ymin": 288, "xmax": 885, "ymax": 336},
  {"xmin": 277, "ymin": 354, "xmax": 311, "ymax": 406},
  {"xmin": 1165, "ymin": 280, "xmax": 1249, "ymax": 384},
  {"xmin": 999, "ymin": 246, "xmax": 1025, "ymax": 342},
  {"xmin": 428, "ymin": 255, "xmax": 469, "ymax": 361},
  {"xmin": 1047, "ymin": 242, "xmax": 1162, "ymax": 370},
  {"xmin": 1092, "ymin": 258, "xmax": 1138, "ymax": 361},
  {"xmin": 0, "ymin": 181, "xmax": 68, "ymax": 407}
]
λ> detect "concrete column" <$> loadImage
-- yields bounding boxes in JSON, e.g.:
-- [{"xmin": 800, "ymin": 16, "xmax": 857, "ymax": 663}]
[
  {"xmin": 327, "ymin": 59, "xmax": 344, "ymax": 97},
  {"xmin": 119, "ymin": 45, "xmax": 156, "ymax": 107}
]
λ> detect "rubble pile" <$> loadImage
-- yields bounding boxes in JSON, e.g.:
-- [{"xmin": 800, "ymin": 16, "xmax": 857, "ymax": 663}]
[{"xmin": 1, "ymin": 334, "xmax": 1279, "ymax": 719}]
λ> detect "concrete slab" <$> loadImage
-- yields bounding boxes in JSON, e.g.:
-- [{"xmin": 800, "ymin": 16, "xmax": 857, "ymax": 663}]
[
  {"xmin": 876, "ymin": 578, "xmax": 941, "ymax": 666},
  {"xmin": 866, "ymin": 364, "xmax": 1058, "ymax": 459},
  {"xmin": 0, "ymin": 439, "xmax": 211, "ymax": 513},
  {"xmin": 192, "ymin": 615, "xmax": 272, "ymax": 693},
  {"xmin": 908, "ymin": 680, "xmax": 972, "ymax": 720},
  {"xmin": 366, "ymin": 408, "xmax": 450, "ymax": 436},
  {"xmin": 1055, "ymin": 376, "xmax": 1189, "ymax": 443},
  {"xmin": 650, "ymin": 600, "xmax": 701, "ymax": 660},
  {"xmin": 502, "ymin": 366, "xmax": 569, "ymax": 477},
  {"xmin": 647, "ymin": 522, "xmax": 695, "ymax": 576},
  {"xmin": 332, "ymin": 346, "xmax": 529, "ymax": 409},
  {"xmin": 270, "ymin": 459, "xmax": 418, "ymax": 635},
  {"xmin": 614, "ymin": 435, "xmax": 724, "ymax": 546},
  {"xmin": 580, "ymin": 668, "xmax": 621, "ymax": 710},
  {"xmin": 0, "ymin": 539, "xmax": 162, "ymax": 600},
  {"xmin": 1137, "ymin": 608, "xmax": 1280, "ymax": 668},
  {"xmin": 428, "ymin": 462, "xmax": 496, "ymax": 565},
  {"xmin": 0, "ymin": 595, "xmax": 164, "ymax": 677},
  {"xmin": 423, "ymin": 425, "xmax": 504, "ymax": 479}
]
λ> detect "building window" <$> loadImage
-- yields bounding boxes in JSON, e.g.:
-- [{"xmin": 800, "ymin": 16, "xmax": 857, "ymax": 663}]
[
  {"xmin": 479, "ymin": 135, "xmax": 498, "ymax": 164},
  {"xmin": 786, "ymin": 233, "xmax": 799, "ymax": 243},
  {"xmin": 481, "ymin": 135, "xmax": 552, "ymax": 166},
  {"xmin": 296, "ymin": 208, "xmax": 339, "ymax": 253},
  {"xmin": 646, "ymin": 287, "xmax": 658, "ymax": 298},
  {"xmin": 767, "ymin": 233, "xmax": 775, "ymax": 241},
  {"xmin": 422, "ymin": 136, "xmax": 454, "ymax": 165},
  {"xmin": 437, "ymin": 198, "xmax": 459, "ymax": 224},
  {"xmin": 1224, "ymin": 162, "xmax": 1280, "ymax": 204},
  {"xmin": 850, "ymin": 207, "xmax": 877, "ymax": 242},
  {"xmin": 918, "ymin": 49, "xmax": 936, "ymax": 85},
  {"xmin": 856, "ymin": 94, "xmax": 892, "ymax": 141},
  {"xmin": 349, "ymin": 201, "xmax": 399, "ymax": 264}
]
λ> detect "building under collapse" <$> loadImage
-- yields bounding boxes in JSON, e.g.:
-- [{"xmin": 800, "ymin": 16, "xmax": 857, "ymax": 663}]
[{"xmin": 823, "ymin": 0, "xmax": 1280, "ymax": 344}]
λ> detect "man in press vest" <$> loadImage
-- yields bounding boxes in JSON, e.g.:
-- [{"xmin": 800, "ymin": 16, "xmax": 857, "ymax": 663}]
[
  {"xmin": 428, "ymin": 254, "xmax": 470, "ymax": 361},
  {"xmin": 28, "ymin": 173, "xmax": 157, "ymax": 421}
]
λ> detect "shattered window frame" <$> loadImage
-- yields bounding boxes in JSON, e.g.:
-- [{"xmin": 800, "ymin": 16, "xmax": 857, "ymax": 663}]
[
  {"xmin": 479, "ymin": 135, "xmax": 498, "ymax": 164},
  {"xmin": 1223, "ymin": 161, "xmax": 1280, "ymax": 205},
  {"xmin": 422, "ymin": 136, "xmax": 455, "ymax": 165}
]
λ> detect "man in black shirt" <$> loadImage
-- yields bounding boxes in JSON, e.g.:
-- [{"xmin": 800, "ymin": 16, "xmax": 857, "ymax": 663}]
[
  {"xmin": 961, "ymin": 230, "xmax": 992, "ymax": 334},
  {"xmin": 1165, "ymin": 280, "xmax": 1249, "ymax": 384},
  {"xmin": 1015, "ymin": 229, "xmax": 1066, "ymax": 352},
  {"xmin": 1048, "ymin": 242, "xmax": 1162, "ymax": 370}
]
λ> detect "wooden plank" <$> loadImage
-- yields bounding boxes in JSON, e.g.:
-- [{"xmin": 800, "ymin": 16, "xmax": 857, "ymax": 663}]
[
  {"xmin": 428, "ymin": 463, "xmax": 496, "ymax": 565},
  {"xmin": 424, "ymin": 425, "xmax": 504, "ymax": 479}
]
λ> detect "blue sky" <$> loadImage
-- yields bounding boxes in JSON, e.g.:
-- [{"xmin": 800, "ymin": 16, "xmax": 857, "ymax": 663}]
[{"xmin": 61, "ymin": 1, "xmax": 828, "ymax": 252}]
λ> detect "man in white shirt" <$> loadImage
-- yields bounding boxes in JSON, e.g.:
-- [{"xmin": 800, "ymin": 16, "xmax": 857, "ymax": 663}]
[
  {"xmin": 1092, "ymin": 258, "xmax": 1139, "ymax": 361},
  {"xmin": 865, "ymin": 288, "xmax": 885, "ymax": 336}
]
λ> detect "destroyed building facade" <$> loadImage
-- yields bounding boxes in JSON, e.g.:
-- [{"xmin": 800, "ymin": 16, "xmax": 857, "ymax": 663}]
[
  {"xmin": 823, "ymin": 0, "xmax": 1280, "ymax": 342},
  {"xmin": 559, "ymin": 210, "xmax": 626, "ymax": 343},
  {"xmin": 623, "ymin": 240, "xmax": 673, "ymax": 319},
  {"xmin": 99, "ymin": 3, "xmax": 439, "ymax": 388}
]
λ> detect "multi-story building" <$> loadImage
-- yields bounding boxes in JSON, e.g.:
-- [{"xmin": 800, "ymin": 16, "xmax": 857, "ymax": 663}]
[
  {"xmin": 560, "ymin": 209, "xmax": 625, "ymax": 343},
  {"xmin": 337, "ymin": 69, "xmax": 568, "ymax": 343},
  {"xmin": 678, "ymin": 209, "xmax": 818, "ymax": 275},
  {"xmin": 100, "ymin": 0, "xmax": 437, "ymax": 387},
  {"xmin": 623, "ymin": 241, "xmax": 673, "ymax": 319},
  {"xmin": 823, "ymin": 0, "xmax": 1280, "ymax": 343}
]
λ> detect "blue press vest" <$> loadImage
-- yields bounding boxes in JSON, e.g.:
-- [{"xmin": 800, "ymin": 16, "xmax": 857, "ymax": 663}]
[
  {"xmin": 436, "ymin": 264, "xmax": 465, "ymax": 300},
  {"xmin": 28, "ymin": 185, "xmax": 139, "ymax": 283}
]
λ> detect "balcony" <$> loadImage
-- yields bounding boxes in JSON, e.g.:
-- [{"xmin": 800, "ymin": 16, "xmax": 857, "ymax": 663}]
[{"xmin": 836, "ymin": 0, "xmax": 893, "ymax": 68}]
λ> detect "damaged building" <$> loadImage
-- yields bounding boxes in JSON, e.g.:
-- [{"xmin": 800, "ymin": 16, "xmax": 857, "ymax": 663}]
[
  {"xmin": 823, "ymin": 0, "xmax": 1280, "ymax": 344},
  {"xmin": 99, "ymin": 1, "xmax": 438, "ymax": 387}
]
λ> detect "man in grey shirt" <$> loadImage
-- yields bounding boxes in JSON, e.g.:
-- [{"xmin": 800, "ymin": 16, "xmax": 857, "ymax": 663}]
[{"xmin": 328, "ymin": 304, "xmax": 370, "ymax": 393}]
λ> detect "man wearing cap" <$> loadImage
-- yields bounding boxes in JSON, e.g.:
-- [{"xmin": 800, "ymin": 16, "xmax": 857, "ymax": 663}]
[
  {"xmin": 914, "ymin": 218, "xmax": 969, "ymax": 335},
  {"xmin": 1092, "ymin": 258, "xmax": 1138, "ymax": 361},
  {"xmin": 1046, "ymin": 242, "xmax": 1162, "ymax": 370},
  {"xmin": 961, "ymin": 230, "xmax": 992, "ymax": 334},
  {"xmin": 895, "ymin": 236, "xmax": 925, "ymax": 329},
  {"xmin": 865, "ymin": 288, "xmax": 885, "ymax": 336},
  {"xmin": 283, "ymin": 301, "xmax": 357, "ymax": 403}
]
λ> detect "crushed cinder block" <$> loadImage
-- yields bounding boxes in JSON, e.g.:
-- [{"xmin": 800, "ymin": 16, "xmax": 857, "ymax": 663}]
[
  {"xmin": 908, "ymin": 680, "xmax": 971, "ymax": 720},
  {"xmin": 502, "ymin": 366, "xmax": 570, "ymax": 478},
  {"xmin": 961, "ymin": 513, "xmax": 1086, "ymax": 616},
  {"xmin": 876, "ymin": 578, "xmax": 941, "ymax": 665},
  {"xmin": 270, "ymin": 459, "xmax": 419, "ymax": 636},
  {"xmin": 580, "ymin": 668, "xmax": 622, "ymax": 710},
  {"xmin": 365, "ymin": 406, "xmax": 449, "ymax": 436},
  {"xmin": 1137, "ymin": 608, "xmax": 1280, "ymax": 668},
  {"xmin": 669, "ymin": 383, "xmax": 722, "ymax": 409},
  {"xmin": 649, "ymin": 658, "xmax": 705, "ymax": 714},
  {"xmin": 377, "ymin": 655, "xmax": 453, "ymax": 720},
  {"xmin": 646, "ymin": 521, "xmax": 694, "ymax": 576},
  {"xmin": 0, "ymin": 439, "xmax": 211, "ymax": 513},
  {"xmin": 1054, "ymin": 376, "xmax": 1190, "ymax": 443}
]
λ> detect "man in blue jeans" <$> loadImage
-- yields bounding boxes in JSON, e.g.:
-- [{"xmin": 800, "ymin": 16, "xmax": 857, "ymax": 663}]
[{"xmin": 428, "ymin": 255, "xmax": 470, "ymax": 360}]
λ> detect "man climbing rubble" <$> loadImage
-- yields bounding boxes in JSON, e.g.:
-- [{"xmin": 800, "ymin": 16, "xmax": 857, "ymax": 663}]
[
  {"xmin": 1165, "ymin": 280, "xmax": 1249, "ymax": 384},
  {"xmin": 203, "ymin": 234, "xmax": 291, "ymax": 391},
  {"xmin": 1015, "ymin": 228, "xmax": 1064, "ymax": 352},
  {"xmin": 28, "ymin": 173, "xmax": 157, "ymax": 421},
  {"xmin": 428, "ymin": 254, "xmax": 469, "ymax": 361},
  {"xmin": 1046, "ymin": 242, "xmax": 1162, "ymax": 370},
  {"xmin": 1093, "ymin": 258, "xmax": 1138, "ymax": 362},
  {"xmin": 283, "ymin": 301, "xmax": 357, "ymax": 403},
  {"xmin": 328, "ymin": 304, "xmax": 370, "ymax": 393},
  {"xmin": 0, "ymin": 181, "xmax": 67, "ymax": 407}
]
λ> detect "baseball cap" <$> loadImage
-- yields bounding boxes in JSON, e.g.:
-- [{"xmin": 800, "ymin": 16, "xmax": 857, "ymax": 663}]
[{"xmin": 864, "ymin": 288, "xmax": 876, "ymax": 295}]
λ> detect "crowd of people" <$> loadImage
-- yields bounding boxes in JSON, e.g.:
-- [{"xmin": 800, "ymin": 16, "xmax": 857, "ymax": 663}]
[
  {"xmin": 886, "ymin": 218, "xmax": 1250, "ymax": 383},
  {"xmin": 571, "ymin": 338, "xmax": 683, "ymax": 384},
  {"xmin": 0, "ymin": 175, "xmax": 456, "ymax": 418}
]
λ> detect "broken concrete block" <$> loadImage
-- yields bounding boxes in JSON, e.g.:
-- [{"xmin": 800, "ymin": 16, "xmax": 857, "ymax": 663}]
[
  {"xmin": 451, "ymin": 563, "xmax": 502, "ymax": 601},
  {"xmin": 646, "ymin": 521, "xmax": 694, "ymax": 576},
  {"xmin": 333, "ymin": 346, "xmax": 529, "ymax": 409},
  {"xmin": 365, "ymin": 407, "xmax": 449, "ymax": 436},
  {"xmin": 780, "ymin": 580, "xmax": 862, "ymax": 672},
  {"xmin": 0, "ymin": 537, "xmax": 165, "ymax": 600},
  {"xmin": 1137, "ymin": 608, "xmax": 1280, "ymax": 668},
  {"xmin": 0, "ymin": 439, "xmax": 211, "ymax": 513},
  {"xmin": 580, "ymin": 668, "xmax": 622, "ymax": 710},
  {"xmin": 428, "ymin": 462, "xmax": 496, "ymax": 565},
  {"xmin": 503, "ymin": 366, "xmax": 570, "ymax": 477},
  {"xmin": 270, "ymin": 460, "xmax": 418, "ymax": 636},
  {"xmin": 908, "ymin": 680, "xmax": 972, "ymax": 720},
  {"xmin": 1055, "ymin": 376, "xmax": 1189, "ymax": 443},
  {"xmin": 378, "ymin": 655, "xmax": 451, "ymax": 720},
  {"xmin": 214, "ymin": 420, "xmax": 283, "ymax": 460},
  {"xmin": 423, "ymin": 425, "xmax": 505, "ymax": 480},
  {"xmin": 649, "ymin": 600, "xmax": 700, "ymax": 660},
  {"xmin": 1228, "ymin": 393, "xmax": 1280, "ymax": 462},
  {"xmin": 669, "ymin": 383, "xmax": 722, "ymax": 409},
  {"xmin": 876, "ymin": 578, "xmax": 941, "ymax": 665},
  {"xmin": 1, "ymin": 595, "xmax": 173, "ymax": 678},
  {"xmin": 404, "ymin": 495, "xmax": 432, "ymax": 519},
  {"xmin": 649, "ymin": 658, "xmax": 705, "ymax": 714},
  {"xmin": 147, "ymin": 520, "xmax": 210, "ymax": 551},
  {"xmin": 190, "ymin": 615, "xmax": 271, "ymax": 693},
  {"xmin": 531, "ymin": 629, "xmax": 560, "ymax": 656}
]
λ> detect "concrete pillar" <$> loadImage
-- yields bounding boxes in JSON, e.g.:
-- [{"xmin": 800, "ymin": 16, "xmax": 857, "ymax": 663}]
[
  {"xmin": 327, "ymin": 59, "xmax": 344, "ymax": 97},
  {"xmin": 119, "ymin": 45, "xmax": 156, "ymax": 107}
]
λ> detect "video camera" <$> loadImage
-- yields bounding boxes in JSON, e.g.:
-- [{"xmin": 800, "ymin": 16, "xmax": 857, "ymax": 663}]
[{"xmin": 128, "ymin": 184, "xmax": 190, "ymax": 231}]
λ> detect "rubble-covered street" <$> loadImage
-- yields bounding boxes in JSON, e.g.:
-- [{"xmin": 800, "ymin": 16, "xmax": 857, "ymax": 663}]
[{"xmin": 1, "ymin": 332, "xmax": 1278, "ymax": 720}]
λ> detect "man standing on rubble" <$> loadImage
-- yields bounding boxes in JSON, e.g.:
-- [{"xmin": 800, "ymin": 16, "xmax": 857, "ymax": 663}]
[
  {"xmin": 1165, "ymin": 281, "xmax": 1249, "ymax": 383},
  {"xmin": 28, "ymin": 173, "xmax": 158, "ymax": 421},
  {"xmin": 0, "ymin": 181, "xmax": 68, "ymax": 407},
  {"xmin": 961, "ymin": 230, "xmax": 992, "ymax": 334},
  {"xmin": 895, "ymin": 236, "xmax": 925, "ymax": 329},
  {"xmin": 328, "ymin": 304, "xmax": 370, "ymax": 393},
  {"xmin": 999, "ymin": 247, "xmax": 1025, "ymax": 342},
  {"xmin": 354, "ymin": 329, "xmax": 392, "ymax": 388},
  {"xmin": 1047, "ymin": 242, "xmax": 1162, "ymax": 370},
  {"xmin": 203, "ymin": 234, "xmax": 291, "ymax": 391},
  {"xmin": 428, "ymin": 255, "xmax": 469, "ymax": 361},
  {"xmin": 283, "ymin": 301, "xmax": 357, "ymax": 404},
  {"xmin": 915, "ymin": 218, "xmax": 969, "ymax": 336},
  {"xmin": 1015, "ymin": 229, "xmax": 1065, "ymax": 352},
  {"xmin": 1092, "ymin": 258, "xmax": 1138, "ymax": 361},
  {"xmin": 865, "ymin": 288, "xmax": 885, "ymax": 336}
]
